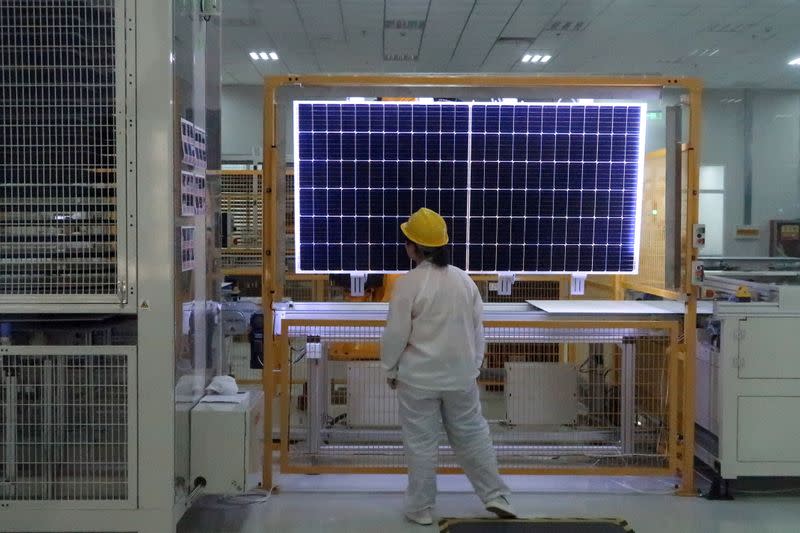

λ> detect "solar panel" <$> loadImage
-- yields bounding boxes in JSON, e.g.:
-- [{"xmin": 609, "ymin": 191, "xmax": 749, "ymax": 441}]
[{"xmin": 294, "ymin": 101, "xmax": 645, "ymax": 274}]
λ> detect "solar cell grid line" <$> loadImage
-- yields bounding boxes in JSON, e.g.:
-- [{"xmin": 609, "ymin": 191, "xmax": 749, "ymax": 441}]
[{"xmin": 294, "ymin": 100, "xmax": 645, "ymax": 274}]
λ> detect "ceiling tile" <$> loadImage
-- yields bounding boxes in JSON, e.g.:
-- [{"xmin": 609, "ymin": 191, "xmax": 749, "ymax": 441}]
[
  {"xmin": 295, "ymin": 0, "xmax": 346, "ymax": 42},
  {"xmin": 449, "ymin": 0, "xmax": 522, "ymax": 70},
  {"xmin": 385, "ymin": 0, "xmax": 430, "ymax": 20},
  {"xmin": 501, "ymin": 0, "xmax": 562, "ymax": 37},
  {"xmin": 416, "ymin": 0, "xmax": 474, "ymax": 70},
  {"xmin": 385, "ymin": 28, "xmax": 425, "ymax": 59}
]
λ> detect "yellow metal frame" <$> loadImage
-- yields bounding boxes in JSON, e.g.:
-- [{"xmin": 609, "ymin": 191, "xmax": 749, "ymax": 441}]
[
  {"xmin": 262, "ymin": 74, "xmax": 702, "ymax": 493},
  {"xmin": 272, "ymin": 318, "xmax": 680, "ymax": 478}
]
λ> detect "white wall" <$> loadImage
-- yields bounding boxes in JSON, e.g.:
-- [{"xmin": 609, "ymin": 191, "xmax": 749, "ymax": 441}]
[
  {"xmin": 750, "ymin": 92, "xmax": 800, "ymax": 253},
  {"xmin": 702, "ymin": 90, "xmax": 748, "ymax": 255},
  {"xmin": 703, "ymin": 90, "xmax": 800, "ymax": 256},
  {"xmin": 221, "ymin": 85, "xmax": 800, "ymax": 256},
  {"xmin": 221, "ymin": 85, "xmax": 263, "ymax": 160}
]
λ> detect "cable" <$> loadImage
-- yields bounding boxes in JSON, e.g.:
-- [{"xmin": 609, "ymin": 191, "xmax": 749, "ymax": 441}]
[
  {"xmin": 611, "ymin": 479, "xmax": 678, "ymax": 495},
  {"xmin": 218, "ymin": 486, "xmax": 275, "ymax": 505},
  {"xmin": 290, "ymin": 346, "xmax": 306, "ymax": 365},
  {"xmin": 691, "ymin": 467, "xmax": 800, "ymax": 496},
  {"xmin": 735, "ymin": 487, "xmax": 800, "ymax": 495}
]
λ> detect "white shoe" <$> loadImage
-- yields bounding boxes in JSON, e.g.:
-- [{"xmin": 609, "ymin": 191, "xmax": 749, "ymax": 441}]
[
  {"xmin": 405, "ymin": 508, "xmax": 434, "ymax": 526},
  {"xmin": 485, "ymin": 495, "xmax": 517, "ymax": 519}
]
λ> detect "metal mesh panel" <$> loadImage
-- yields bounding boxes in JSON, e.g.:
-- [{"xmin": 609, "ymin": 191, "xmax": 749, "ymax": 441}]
[
  {"xmin": 285, "ymin": 168, "xmax": 295, "ymax": 271},
  {"xmin": 0, "ymin": 0, "xmax": 120, "ymax": 297},
  {"xmin": 478, "ymin": 280, "xmax": 562, "ymax": 303},
  {"xmin": 0, "ymin": 350, "xmax": 130, "ymax": 502},
  {"xmin": 219, "ymin": 171, "xmax": 262, "ymax": 195},
  {"xmin": 284, "ymin": 279, "xmax": 314, "ymax": 302},
  {"xmin": 280, "ymin": 323, "xmax": 674, "ymax": 473},
  {"xmin": 218, "ymin": 171, "xmax": 262, "ymax": 273},
  {"xmin": 220, "ymin": 249, "xmax": 261, "ymax": 269}
]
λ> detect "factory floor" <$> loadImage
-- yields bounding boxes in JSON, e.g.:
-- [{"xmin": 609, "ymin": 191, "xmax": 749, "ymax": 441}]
[{"xmin": 177, "ymin": 474, "xmax": 800, "ymax": 533}]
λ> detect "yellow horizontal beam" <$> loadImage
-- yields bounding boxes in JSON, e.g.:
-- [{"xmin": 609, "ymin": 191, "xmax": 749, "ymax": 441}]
[
  {"xmin": 286, "ymin": 273, "xmax": 327, "ymax": 281},
  {"xmin": 222, "ymin": 268, "xmax": 262, "ymax": 276},
  {"xmin": 471, "ymin": 274, "xmax": 569, "ymax": 282},
  {"xmin": 267, "ymin": 74, "xmax": 702, "ymax": 90}
]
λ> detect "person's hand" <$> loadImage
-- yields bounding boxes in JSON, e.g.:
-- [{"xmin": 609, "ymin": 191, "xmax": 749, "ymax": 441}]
[{"xmin": 387, "ymin": 378, "xmax": 397, "ymax": 390}]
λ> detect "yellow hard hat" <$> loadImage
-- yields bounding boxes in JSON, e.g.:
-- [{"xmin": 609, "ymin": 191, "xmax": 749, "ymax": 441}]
[{"xmin": 401, "ymin": 208, "xmax": 449, "ymax": 248}]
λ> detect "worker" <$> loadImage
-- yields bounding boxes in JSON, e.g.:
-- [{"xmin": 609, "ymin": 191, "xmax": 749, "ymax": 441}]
[{"xmin": 381, "ymin": 207, "xmax": 516, "ymax": 526}]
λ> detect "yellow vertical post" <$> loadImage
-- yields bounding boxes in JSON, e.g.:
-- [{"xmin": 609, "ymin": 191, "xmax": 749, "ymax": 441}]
[
  {"xmin": 678, "ymin": 87, "xmax": 702, "ymax": 496},
  {"xmin": 261, "ymin": 80, "xmax": 279, "ymax": 490},
  {"xmin": 313, "ymin": 277, "xmax": 327, "ymax": 301},
  {"xmin": 558, "ymin": 275, "xmax": 571, "ymax": 300},
  {"xmin": 613, "ymin": 274, "xmax": 625, "ymax": 300}
]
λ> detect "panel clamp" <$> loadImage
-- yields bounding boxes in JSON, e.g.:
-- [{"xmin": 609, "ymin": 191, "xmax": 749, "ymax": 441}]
[
  {"xmin": 496, "ymin": 272, "xmax": 516, "ymax": 296},
  {"xmin": 570, "ymin": 274, "xmax": 587, "ymax": 296},
  {"xmin": 350, "ymin": 272, "xmax": 368, "ymax": 297}
]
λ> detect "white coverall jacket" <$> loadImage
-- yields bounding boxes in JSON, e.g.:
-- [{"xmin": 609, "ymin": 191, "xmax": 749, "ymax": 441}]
[
  {"xmin": 381, "ymin": 260, "xmax": 509, "ymax": 513},
  {"xmin": 381, "ymin": 261, "xmax": 484, "ymax": 390}
]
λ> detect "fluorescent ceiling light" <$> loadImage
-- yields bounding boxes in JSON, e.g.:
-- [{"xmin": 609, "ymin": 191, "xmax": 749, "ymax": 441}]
[
  {"xmin": 531, "ymin": 54, "xmax": 542, "ymax": 63},
  {"xmin": 522, "ymin": 54, "xmax": 532, "ymax": 63},
  {"xmin": 249, "ymin": 52, "xmax": 259, "ymax": 60},
  {"xmin": 259, "ymin": 52, "xmax": 269, "ymax": 60},
  {"xmin": 789, "ymin": 57, "xmax": 800, "ymax": 66},
  {"xmin": 541, "ymin": 55, "xmax": 552, "ymax": 63},
  {"xmin": 269, "ymin": 51, "xmax": 279, "ymax": 60}
]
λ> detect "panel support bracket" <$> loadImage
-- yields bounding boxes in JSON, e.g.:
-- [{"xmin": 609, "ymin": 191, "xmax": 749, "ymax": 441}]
[
  {"xmin": 570, "ymin": 274, "xmax": 587, "ymax": 296},
  {"xmin": 496, "ymin": 273, "xmax": 516, "ymax": 296},
  {"xmin": 349, "ymin": 273, "xmax": 368, "ymax": 297}
]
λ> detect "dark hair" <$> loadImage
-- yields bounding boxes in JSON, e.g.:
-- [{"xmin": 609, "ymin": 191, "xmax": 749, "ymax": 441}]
[{"xmin": 408, "ymin": 240, "xmax": 450, "ymax": 268}]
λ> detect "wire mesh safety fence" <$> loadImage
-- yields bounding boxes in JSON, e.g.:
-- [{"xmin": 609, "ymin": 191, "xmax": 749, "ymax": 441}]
[
  {"xmin": 478, "ymin": 279, "xmax": 562, "ymax": 303},
  {"xmin": 217, "ymin": 171, "xmax": 263, "ymax": 272},
  {"xmin": 284, "ymin": 279, "xmax": 315, "ymax": 301},
  {"xmin": 277, "ymin": 322, "xmax": 676, "ymax": 474},
  {"xmin": 219, "ymin": 171, "xmax": 263, "ymax": 196},
  {"xmin": 0, "ymin": 348, "xmax": 132, "ymax": 503},
  {"xmin": 0, "ymin": 0, "xmax": 121, "ymax": 297}
]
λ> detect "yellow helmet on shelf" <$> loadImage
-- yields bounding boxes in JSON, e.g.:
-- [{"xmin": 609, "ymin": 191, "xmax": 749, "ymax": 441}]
[{"xmin": 400, "ymin": 207, "xmax": 449, "ymax": 248}]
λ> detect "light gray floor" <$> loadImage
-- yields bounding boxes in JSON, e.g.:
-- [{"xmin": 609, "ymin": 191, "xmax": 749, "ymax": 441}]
[{"xmin": 177, "ymin": 474, "xmax": 800, "ymax": 533}]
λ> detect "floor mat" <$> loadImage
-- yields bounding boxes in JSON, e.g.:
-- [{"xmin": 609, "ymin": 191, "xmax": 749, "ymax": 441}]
[{"xmin": 439, "ymin": 518, "xmax": 634, "ymax": 533}]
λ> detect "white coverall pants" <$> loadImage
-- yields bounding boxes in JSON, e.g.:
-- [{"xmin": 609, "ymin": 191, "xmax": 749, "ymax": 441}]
[{"xmin": 397, "ymin": 381, "xmax": 510, "ymax": 513}]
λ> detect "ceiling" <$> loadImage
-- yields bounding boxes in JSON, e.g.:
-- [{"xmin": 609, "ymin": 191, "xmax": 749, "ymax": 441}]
[{"xmin": 220, "ymin": 0, "xmax": 800, "ymax": 88}]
